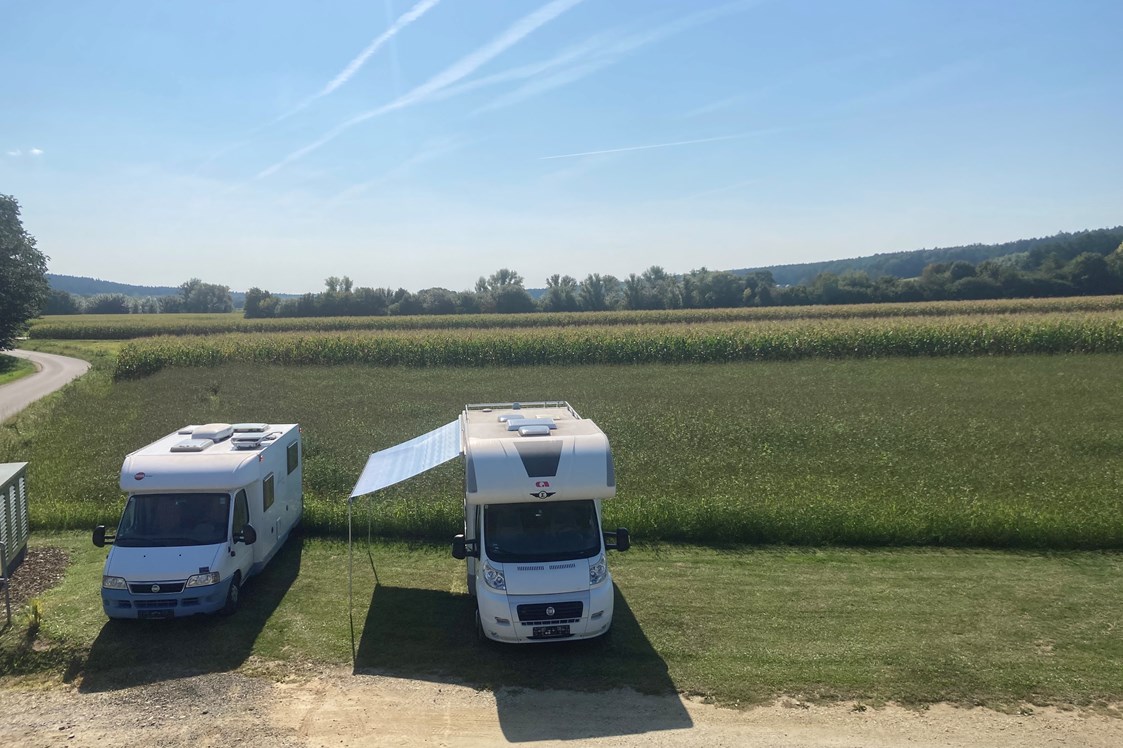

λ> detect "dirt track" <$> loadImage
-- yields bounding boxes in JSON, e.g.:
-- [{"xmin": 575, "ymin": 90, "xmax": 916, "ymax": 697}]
[{"xmin": 1, "ymin": 665, "xmax": 1120, "ymax": 747}]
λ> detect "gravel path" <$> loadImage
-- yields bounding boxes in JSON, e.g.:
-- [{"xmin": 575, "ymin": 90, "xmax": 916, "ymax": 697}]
[{"xmin": 1, "ymin": 665, "xmax": 1120, "ymax": 747}]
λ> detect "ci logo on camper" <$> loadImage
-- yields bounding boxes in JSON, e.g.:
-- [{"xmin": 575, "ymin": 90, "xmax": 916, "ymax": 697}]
[{"xmin": 535, "ymin": 481, "xmax": 550, "ymax": 488}]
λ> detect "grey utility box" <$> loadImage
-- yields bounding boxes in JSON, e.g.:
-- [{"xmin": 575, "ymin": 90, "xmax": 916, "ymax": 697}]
[{"xmin": 1, "ymin": 462, "xmax": 29, "ymax": 577}]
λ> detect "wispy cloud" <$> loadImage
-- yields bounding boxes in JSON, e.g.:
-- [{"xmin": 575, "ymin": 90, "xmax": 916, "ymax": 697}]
[
  {"xmin": 255, "ymin": 0, "xmax": 587, "ymax": 180},
  {"xmin": 539, "ymin": 130, "xmax": 776, "ymax": 160},
  {"xmin": 5, "ymin": 149, "xmax": 21, "ymax": 157},
  {"xmin": 472, "ymin": 0, "xmax": 766, "ymax": 114},
  {"xmin": 29, "ymin": 147, "xmax": 44, "ymax": 156},
  {"xmin": 196, "ymin": 0, "xmax": 439, "ymax": 175},
  {"xmin": 5, "ymin": 147, "xmax": 44, "ymax": 157},
  {"xmin": 274, "ymin": 0, "xmax": 441, "ymax": 124}
]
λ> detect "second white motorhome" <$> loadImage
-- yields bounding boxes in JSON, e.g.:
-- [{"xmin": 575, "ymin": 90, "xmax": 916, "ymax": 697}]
[
  {"xmin": 452, "ymin": 402, "xmax": 629, "ymax": 643},
  {"xmin": 93, "ymin": 422, "xmax": 302, "ymax": 619}
]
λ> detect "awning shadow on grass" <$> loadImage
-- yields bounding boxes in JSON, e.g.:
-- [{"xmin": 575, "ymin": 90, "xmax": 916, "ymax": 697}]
[
  {"xmin": 73, "ymin": 535, "xmax": 304, "ymax": 693},
  {"xmin": 354, "ymin": 582, "xmax": 692, "ymax": 742}
]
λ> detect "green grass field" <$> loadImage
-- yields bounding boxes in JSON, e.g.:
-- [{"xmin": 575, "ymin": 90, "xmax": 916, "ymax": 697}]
[
  {"xmin": 5, "ymin": 533, "xmax": 1121, "ymax": 708},
  {"xmin": 0, "ymin": 353, "xmax": 35, "ymax": 386},
  {"xmin": 2, "ymin": 355, "xmax": 1120, "ymax": 548},
  {"xmin": 5, "ymin": 315, "xmax": 1122, "ymax": 704}
]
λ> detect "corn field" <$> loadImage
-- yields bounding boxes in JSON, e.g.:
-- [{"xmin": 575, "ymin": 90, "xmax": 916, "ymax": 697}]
[
  {"xmin": 32, "ymin": 295, "xmax": 1123, "ymax": 340},
  {"xmin": 113, "ymin": 311, "xmax": 1123, "ymax": 379}
]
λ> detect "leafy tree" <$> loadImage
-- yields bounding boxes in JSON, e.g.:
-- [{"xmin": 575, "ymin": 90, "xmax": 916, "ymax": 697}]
[
  {"xmin": 351, "ymin": 287, "xmax": 393, "ymax": 316},
  {"xmin": 475, "ymin": 268, "xmax": 534, "ymax": 313},
  {"xmin": 131, "ymin": 296, "xmax": 161, "ymax": 314},
  {"xmin": 85, "ymin": 293, "xmax": 131, "ymax": 314},
  {"xmin": 390, "ymin": 290, "xmax": 424, "ymax": 316},
  {"xmin": 455, "ymin": 290, "xmax": 482, "ymax": 314},
  {"xmin": 493, "ymin": 285, "xmax": 536, "ymax": 313},
  {"xmin": 179, "ymin": 278, "xmax": 233, "ymax": 313},
  {"xmin": 641, "ymin": 266, "xmax": 682, "ymax": 309},
  {"xmin": 1063, "ymin": 252, "xmax": 1113, "ymax": 295},
  {"xmin": 0, "ymin": 194, "xmax": 49, "ymax": 347},
  {"xmin": 684, "ymin": 268, "xmax": 744, "ymax": 308},
  {"xmin": 416, "ymin": 287, "xmax": 458, "ymax": 315},
  {"xmin": 578, "ymin": 273, "xmax": 620, "ymax": 311},
  {"xmin": 243, "ymin": 287, "xmax": 280, "ymax": 318},
  {"xmin": 157, "ymin": 295, "xmax": 184, "ymax": 313},
  {"xmin": 540, "ymin": 274, "xmax": 579, "ymax": 312},
  {"xmin": 44, "ymin": 289, "xmax": 82, "ymax": 315}
]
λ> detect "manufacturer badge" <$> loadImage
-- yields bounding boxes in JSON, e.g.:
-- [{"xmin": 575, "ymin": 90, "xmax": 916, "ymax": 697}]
[
  {"xmin": 532, "ymin": 491, "xmax": 556, "ymax": 499},
  {"xmin": 151, "ymin": 584, "xmax": 160, "ymax": 593}
]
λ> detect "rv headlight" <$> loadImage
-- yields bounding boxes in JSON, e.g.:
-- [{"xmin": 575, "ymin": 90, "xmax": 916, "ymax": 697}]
[
  {"xmin": 186, "ymin": 572, "xmax": 221, "ymax": 588},
  {"xmin": 589, "ymin": 555, "xmax": 608, "ymax": 586},
  {"xmin": 483, "ymin": 561, "xmax": 506, "ymax": 592},
  {"xmin": 102, "ymin": 576, "xmax": 127, "ymax": 590}
]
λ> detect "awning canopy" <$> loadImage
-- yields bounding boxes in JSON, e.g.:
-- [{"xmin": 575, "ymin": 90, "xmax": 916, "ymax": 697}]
[{"xmin": 349, "ymin": 420, "xmax": 462, "ymax": 500}]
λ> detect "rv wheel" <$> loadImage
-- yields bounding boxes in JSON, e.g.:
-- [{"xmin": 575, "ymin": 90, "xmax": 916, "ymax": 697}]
[{"xmin": 221, "ymin": 572, "xmax": 241, "ymax": 616}]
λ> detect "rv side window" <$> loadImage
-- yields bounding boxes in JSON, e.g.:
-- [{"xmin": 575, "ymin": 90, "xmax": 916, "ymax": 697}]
[
  {"xmin": 287, "ymin": 441, "xmax": 299, "ymax": 474},
  {"xmin": 263, "ymin": 474, "xmax": 275, "ymax": 512},
  {"xmin": 233, "ymin": 490, "xmax": 249, "ymax": 534}
]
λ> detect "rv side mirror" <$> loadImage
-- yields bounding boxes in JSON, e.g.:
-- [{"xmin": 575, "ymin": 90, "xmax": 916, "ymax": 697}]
[
  {"xmin": 92, "ymin": 525, "xmax": 113, "ymax": 547},
  {"xmin": 605, "ymin": 527, "xmax": 630, "ymax": 552},
  {"xmin": 451, "ymin": 535, "xmax": 478, "ymax": 559},
  {"xmin": 236, "ymin": 524, "xmax": 258, "ymax": 546}
]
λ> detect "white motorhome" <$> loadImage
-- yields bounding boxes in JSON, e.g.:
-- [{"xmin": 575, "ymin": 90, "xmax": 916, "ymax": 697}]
[
  {"xmin": 93, "ymin": 422, "xmax": 302, "ymax": 619},
  {"xmin": 452, "ymin": 402, "xmax": 629, "ymax": 643}
]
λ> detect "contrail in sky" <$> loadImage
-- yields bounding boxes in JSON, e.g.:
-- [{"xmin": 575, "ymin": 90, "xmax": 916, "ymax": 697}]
[
  {"xmin": 255, "ymin": 0, "xmax": 586, "ymax": 180},
  {"xmin": 274, "ymin": 0, "xmax": 442, "ymax": 123},
  {"xmin": 539, "ymin": 132, "xmax": 773, "ymax": 160},
  {"xmin": 195, "ymin": 0, "xmax": 438, "ymax": 174}
]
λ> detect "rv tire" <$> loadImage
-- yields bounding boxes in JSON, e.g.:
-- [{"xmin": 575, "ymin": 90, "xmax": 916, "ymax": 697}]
[
  {"xmin": 466, "ymin": 573, "xmax": 476, "ymax": 597},
  {"xmin": 221, "ymin": 572, "xmax": 241, "ymax": 616},
  {"xmin": 474, "ymin": 608, "xmax": 486, "ymax": 643}
]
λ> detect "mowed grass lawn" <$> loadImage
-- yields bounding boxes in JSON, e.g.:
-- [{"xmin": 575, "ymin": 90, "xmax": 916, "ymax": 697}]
[
  {"xmin": 8, "ymin": 533, "xmax": 1122, "ymax": 707},
  {"xmin": 4, "ymin": 354, "xmax": 1122, "ymax": 548}
]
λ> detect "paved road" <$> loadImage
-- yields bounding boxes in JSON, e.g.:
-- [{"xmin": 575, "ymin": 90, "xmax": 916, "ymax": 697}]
[{"xmin": 0, "ymin": 349, "xmax": 91, "ymax": 423}]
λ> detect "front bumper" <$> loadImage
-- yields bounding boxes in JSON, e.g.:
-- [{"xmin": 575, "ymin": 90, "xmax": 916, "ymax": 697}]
[
  {"xmin": 476, "ymin": 578, "xmax": 615, "ymax": 643},
  {"xmin": 101, "ymin": 576, "xmax": 233, "ymax": 619}
]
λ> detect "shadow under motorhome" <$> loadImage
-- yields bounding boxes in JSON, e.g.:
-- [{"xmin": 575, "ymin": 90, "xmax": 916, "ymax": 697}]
[
  {"xmin": 93, "ymin": 422, "xmax": 302, "ymax": 619},
  {"xmin": 452, "ymin": 402, "xmax": 630, "ymax": 643}
]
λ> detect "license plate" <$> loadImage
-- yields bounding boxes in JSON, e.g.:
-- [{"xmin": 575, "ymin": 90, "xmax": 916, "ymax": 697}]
[
  {"xmin": 532, "ymin": 625, "xmax": 571, "ymax": 639},
  {"xmin": 138, "ymin": 610, "xmax": 173, "ymax": 620}
]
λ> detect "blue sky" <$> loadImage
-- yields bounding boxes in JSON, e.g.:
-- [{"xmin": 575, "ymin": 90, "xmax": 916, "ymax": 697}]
[{"xmin": 3, "ymin": 0, "xmax": 1121, "ymax": 294}]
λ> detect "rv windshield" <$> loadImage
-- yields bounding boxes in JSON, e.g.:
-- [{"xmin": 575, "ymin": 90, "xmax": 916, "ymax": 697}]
[
  {"xmin": 114, "ymin": 493, "xmax": 230, "ymax": 547},
  {"xmin": 484, "ymin": 500, "xmax": 601, "ymax": 563}
]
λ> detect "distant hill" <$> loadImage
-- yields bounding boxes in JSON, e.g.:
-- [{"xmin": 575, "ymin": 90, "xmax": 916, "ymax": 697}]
[
  {"xmin": 47, "ymin": 274, "xmax": 181, "ymax": 298},
  {"xmin": 732, "ymin": 227, "xmax": 1123, "ymax": 286},
  {"xmin": 46, "ymin": 274, "xmax": 303, "ymax": 308}
]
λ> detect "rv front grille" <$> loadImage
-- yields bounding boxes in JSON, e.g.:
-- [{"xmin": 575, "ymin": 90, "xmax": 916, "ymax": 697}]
[
  {"xmin": 133, "ymin": 599, "xmax": 178, "ymax": 609},
  {"xmin": 129, "ymin": 582, "xmax": 185, "ymax": 594},
  {"xmin": 516, "ymin": 601, "xmax": 582, "ymax": 623}
]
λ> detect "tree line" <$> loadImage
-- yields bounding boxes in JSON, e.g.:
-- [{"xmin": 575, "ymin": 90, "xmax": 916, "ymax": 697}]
[
  {"xmin": 45, "ymin": 278, "xmax": 234, "ymax": 315},
  {"xmin": 37, "ymin": 231, "xmax": 1123, "ymax": 318},
  {"xmin": 241, "ymin": 243, "xmax": 1123, "ymax": 318}
]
